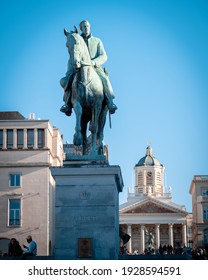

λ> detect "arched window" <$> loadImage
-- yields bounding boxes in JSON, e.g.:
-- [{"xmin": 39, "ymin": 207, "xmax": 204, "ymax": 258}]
[{"xmin": 0, "ymin": 238, "xmax": 10, "ymax": 255}]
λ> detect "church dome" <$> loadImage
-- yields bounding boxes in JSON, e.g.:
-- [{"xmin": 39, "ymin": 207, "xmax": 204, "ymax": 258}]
[{"xmin": 135, "ymin": 146, "xmax": 161, "ymax": 167}]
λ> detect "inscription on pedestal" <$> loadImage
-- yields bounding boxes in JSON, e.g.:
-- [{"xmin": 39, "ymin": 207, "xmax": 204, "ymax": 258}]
[{"xmin": 73, "ymin": 216, "xmax": 97, "ymax": 226}]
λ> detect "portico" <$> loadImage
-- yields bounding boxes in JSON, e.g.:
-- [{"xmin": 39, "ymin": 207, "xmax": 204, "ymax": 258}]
[{"xmin": 120, "ymin": 199, "xmax": 187, "ymax": 253}]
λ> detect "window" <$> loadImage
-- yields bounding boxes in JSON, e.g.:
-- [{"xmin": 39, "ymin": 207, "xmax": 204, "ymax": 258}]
[
  {"xmin": 9, "ymin": 199, "xmax": 21, "ymax": 226},
  {"xmin": 203, "ymin": 206, "xmax": 208, "ymax": 220},
  {"xmin": 17, "ymin": 129, "xmax": 24, "ymax": 149},
  {"xmin": 9, "ymin": 174, "xmax": 21, "ymax": 188},
  {"xmin": 38, "ymin": 129, "xmax": 45, "ymax": 148},
  {"xmin": 204, "ymin": 229, "xmax": 208, "ymax": 245},
  {"xmin": 156, "ymin": 172, "xmax": 161, "ymax": 185},
  {"xmin": 27, "ymin": 129, "xmax": 34, "ymax": 148},
  {"xmin": 202, "ymin": 189, "xmax": 208, "ymax": 199},
  {"xmin": 137, "ymin": 172, "xmax": 142, "ymax": 186},
  {"xmin": 0, "ymin": 130, "xmax": 3, "ymax": 149},
  {"xmin": 7, "ymin": 129, "xmax": 13, "ymax": 149}
]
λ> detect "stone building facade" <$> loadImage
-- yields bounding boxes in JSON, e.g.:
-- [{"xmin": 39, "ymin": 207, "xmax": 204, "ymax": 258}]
[
  {"xmin": 189, "ymin": 175, "xmax": 208, "ymax": 250},
  {"xmin": 0, "ymin": 112, "xmax": 63, "ymax": 255}
]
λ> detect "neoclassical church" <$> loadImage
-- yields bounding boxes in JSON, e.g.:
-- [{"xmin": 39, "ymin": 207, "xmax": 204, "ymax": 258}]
[{"xmin": 119, "ymin": 145, "xmax": 191, "ymax": 254}]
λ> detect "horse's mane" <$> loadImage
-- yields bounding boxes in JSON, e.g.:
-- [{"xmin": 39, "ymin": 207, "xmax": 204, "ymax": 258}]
[{"xmin": 67, "ymin": 32, "xmax": 91, "ymax": 63}]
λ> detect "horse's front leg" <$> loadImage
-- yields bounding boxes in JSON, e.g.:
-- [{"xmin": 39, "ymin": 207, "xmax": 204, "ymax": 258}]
[
  {"xmin": 73, "ymin": 102, "xmax": 83, "ymax": 146},
  {"xmin": 90, "ymin": 101, "xmax": 102, "ymax": 155},
  {"xmin": 97, "ymin": 105, "xmax": 108, "ymax": 155}
]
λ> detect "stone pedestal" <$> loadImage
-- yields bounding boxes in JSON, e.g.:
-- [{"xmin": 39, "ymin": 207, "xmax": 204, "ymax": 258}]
[{"xmin": 51, "ymin": 159, "xmax": 123, "ymax": 259}]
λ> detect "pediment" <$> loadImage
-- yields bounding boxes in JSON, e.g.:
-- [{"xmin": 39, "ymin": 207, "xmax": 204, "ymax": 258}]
[{"xmin": 120, "ymin": 199, "xmax": 185, "ymax": 214}]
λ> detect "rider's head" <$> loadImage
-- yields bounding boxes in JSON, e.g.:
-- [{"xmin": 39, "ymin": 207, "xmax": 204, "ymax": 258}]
[{"xmin": 79, "ymin": 20, "xmax": 91, "ymax": 37}]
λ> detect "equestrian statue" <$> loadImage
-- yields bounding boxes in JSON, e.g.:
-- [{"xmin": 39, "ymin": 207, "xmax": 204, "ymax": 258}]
[{"xmin": 60, "ymin": 20, "xmax": 117, "ymax": 156}]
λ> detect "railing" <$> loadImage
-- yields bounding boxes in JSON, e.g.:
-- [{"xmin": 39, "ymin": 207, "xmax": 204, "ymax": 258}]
[{"xmin": 127, "ymin": 191, "xmax": 172, "ymax": 198}]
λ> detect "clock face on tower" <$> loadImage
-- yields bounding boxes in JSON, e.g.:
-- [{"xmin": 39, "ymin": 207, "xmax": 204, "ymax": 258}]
[{"xmin": 147, "ymin": 172, "xmax": 152, "ymax": 177}]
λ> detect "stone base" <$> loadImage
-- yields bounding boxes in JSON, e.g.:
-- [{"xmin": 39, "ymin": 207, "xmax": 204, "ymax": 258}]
[
  {"xmin": 65, "ymin": 154, "xmax": 107, "ymax": 162},
  {"xmin": 51, "ymin": 163, "xmax": 123, "ymax": 260},
  {"xmin": 63, "ymin": 154, "xmax": 108, "ymax": 167}
]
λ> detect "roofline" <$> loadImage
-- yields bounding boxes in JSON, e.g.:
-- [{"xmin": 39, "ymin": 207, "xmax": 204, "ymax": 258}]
[
  {"xmin": 0, "ymin": 119, "xmax": 50, "ymax": 122},
  {"xmin": 189, "ymin": 175, "xmax": 208, "ymax": 194},
  {"xmin": 119, "ymin": 197, "xmax": 187, "ymax": 214}
]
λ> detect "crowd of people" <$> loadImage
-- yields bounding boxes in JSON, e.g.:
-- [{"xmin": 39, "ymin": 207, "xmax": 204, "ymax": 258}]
[
  {"xmin": 191, "ymin": 247, "xmax": 207, "ymax": 260},
  {"xmin": 120, "ymin": 244, "xmax": 208, "ymax": 259}
]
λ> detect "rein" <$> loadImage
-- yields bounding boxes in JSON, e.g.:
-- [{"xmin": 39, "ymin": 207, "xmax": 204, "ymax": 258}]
[
  {"xmin": 78, "ymin": 78, "xmax": 93, "ymax": 87},
  {"xmin": 77, "ymin": 60, "xmax": 93, "ymax": 87}
]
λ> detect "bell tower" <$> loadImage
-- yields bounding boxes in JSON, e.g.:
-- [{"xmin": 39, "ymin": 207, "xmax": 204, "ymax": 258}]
[{"xmin": 134, "ymin": 145, "xmax": 165, "ymax": 196}]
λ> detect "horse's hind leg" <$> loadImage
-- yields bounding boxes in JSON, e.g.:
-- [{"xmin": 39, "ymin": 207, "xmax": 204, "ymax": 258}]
[{"xmin": 81, "ymin": 116, "xmax": 88, "ymax": 155}]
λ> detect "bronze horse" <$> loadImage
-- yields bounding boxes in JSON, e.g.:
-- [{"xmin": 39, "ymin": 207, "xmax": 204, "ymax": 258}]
[{"xmin": 64, "ymin": 28, "xmax": 108, "ymax": 155}]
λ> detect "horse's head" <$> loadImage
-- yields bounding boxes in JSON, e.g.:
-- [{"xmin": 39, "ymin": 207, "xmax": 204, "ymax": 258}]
[{"xmin": 64, "ymin": 27, "xmax": 90, "ymax": 69}]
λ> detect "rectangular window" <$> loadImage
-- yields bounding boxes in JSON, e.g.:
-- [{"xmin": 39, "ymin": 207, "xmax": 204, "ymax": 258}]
[
  {"xmin": 38, "ymin": 129, "xmax": 45, "ymax": 148},
  {"xmin": 9, "ymin": 174, "xmax": 21, "ymax": 188},
  {"xmin": 203, "ymin": 206, "xmax": 208, "ymax": 220},
  {"xmin": 17, "ymin": 129, "xmax": 24, "ymax": 149},
  {"xmin": 27, "ymin": 129, "xmax": 34, "ymax": 148},
  {"xmin": 7, "ymin": 129, "xmax": 13, "ymax": 149},
  {"xmin": 0, "ymin": 129, "xmax": 3, "ymax": 149},
  {"xmin": 202, "ymin": 189, "xmax": 208, "ymax": 198},
  {"xmin": 9, "ymin": 199, "xmax": 21, "ymax": 226}
]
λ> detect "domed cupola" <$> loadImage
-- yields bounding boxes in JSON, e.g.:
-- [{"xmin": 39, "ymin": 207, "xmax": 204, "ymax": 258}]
[
  {"xmin": 135, "ymin": 145, "xmax": 161, "ymax": 167},
  {"xmin": 134, "ymin": 145, "xmax": 165, "ymax": 196}
]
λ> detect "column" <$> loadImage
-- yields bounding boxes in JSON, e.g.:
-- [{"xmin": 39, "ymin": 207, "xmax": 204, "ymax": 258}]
[
  {"xmin": 155, "ymin": 224, "xmax": 160, "ymax": 249},
  {"xmin": 182, "ymin": 223, "xmax": 187, "ymax": 246},
  {"xmin": 3, "ymin": 129, "xmax": 7, "ymax": 149},
  {"xmin": 13, "ymin": 129, "xmax": 17, "ymax": 149},
  {"xmin": 34, "ymin": 128, "xmax": 38, "ymax": 149},
  {"xmin": 23, "ymin": 129, "xmax": 27, "ymax": 149},
  {"xmin": 168, "ymin": 224, "xmax": 174, "ymax": 247},
  {"xmin": 140, "ymin": 224, "xmax": 145, "ymax": 253},
  {"xmin": 127, "ymin": 224, "xmax": 132, "ymax": 253}
]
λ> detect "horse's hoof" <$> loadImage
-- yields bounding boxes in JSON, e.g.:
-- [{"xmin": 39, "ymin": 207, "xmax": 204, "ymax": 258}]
[
  {"xmin": 98, "ymin": 147, "xmax": 103, "ymax": 155},
  {"xmin": 73, "ymin": 133, "xmax": 82, "ymax": 146},
  {"xmin": 74, "ymin": 139, "xmax": 82, "ymax": 146}
]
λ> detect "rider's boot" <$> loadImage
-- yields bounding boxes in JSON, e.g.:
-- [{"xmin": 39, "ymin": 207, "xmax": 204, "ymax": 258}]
[
  {"xmin": 103, "ymin": 81, "xmax": 117, "ymax": 114},
  {"xmin": 107, "ymin": 100, "xmax": 117, "ymax": 114},
  {"xmin": 60, "ymin": 104, "xmax": 72, "ymax": 116}
]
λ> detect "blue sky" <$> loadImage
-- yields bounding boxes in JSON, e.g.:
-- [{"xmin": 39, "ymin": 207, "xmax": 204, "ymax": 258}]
[{"xmin": 1, "ymin": 0, "xmax": 208, "ymax": 212}]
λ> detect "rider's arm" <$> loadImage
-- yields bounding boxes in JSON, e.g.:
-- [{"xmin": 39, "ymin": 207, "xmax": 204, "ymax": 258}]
[{"xmin": 92, "ymin": 40, "xmax": 107, "ymax": 67}]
